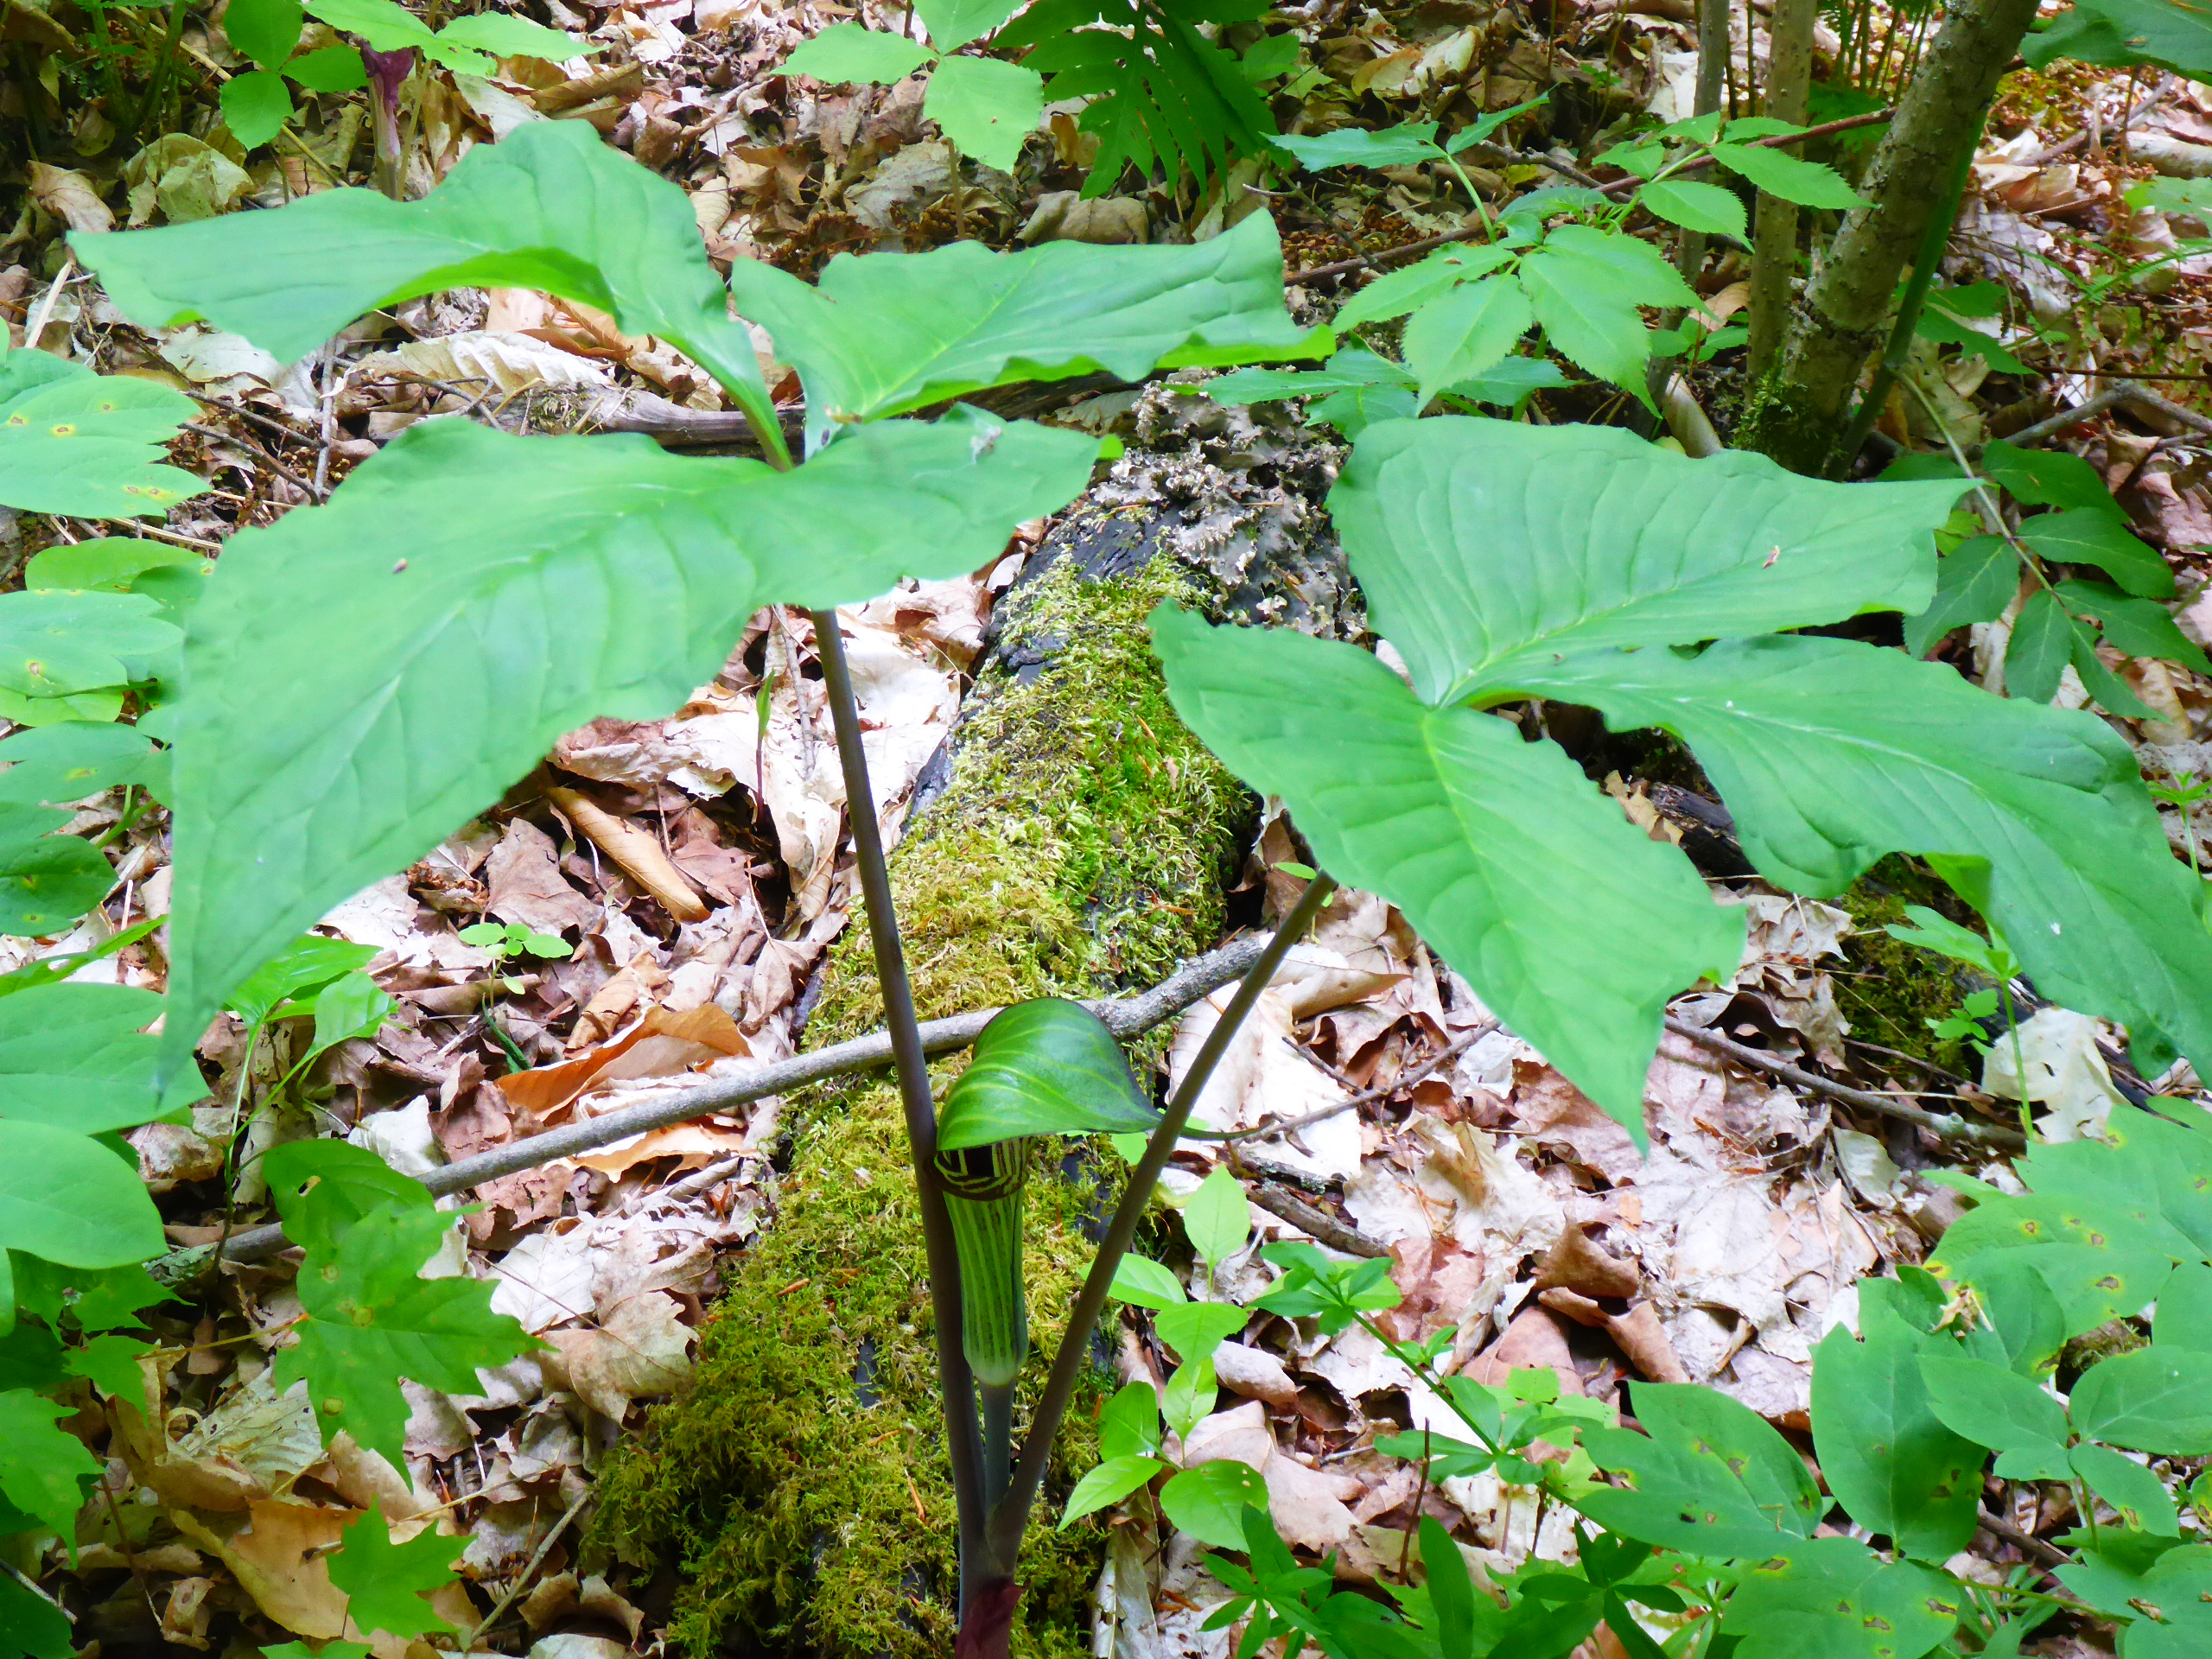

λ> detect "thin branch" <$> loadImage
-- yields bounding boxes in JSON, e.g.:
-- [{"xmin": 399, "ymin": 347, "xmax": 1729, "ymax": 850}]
[
  {"xmin": 1663, "ymin": 1014, "xmax": 2025, "ymax": 1151},
  {"xmin": 2001, "ymin": 378, "xmax": 2212, "ymax": 448},
  {"xmin": 168, "ymin": 932, "xmax": 1271, "ymax": 1274},
  {"xmin": 981, "ymin": 875, "xmax": 1338, "ymax": 1580},
  {"xmin": 1210, "ymin": 1019, "xmax": 1498, "ymax": 1144}
]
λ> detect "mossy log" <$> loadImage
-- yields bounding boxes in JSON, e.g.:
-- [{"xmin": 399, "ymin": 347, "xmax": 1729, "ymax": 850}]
[{"xmin": 594, "ymin": 392, "xmax": 1351, "ymax": 1657}]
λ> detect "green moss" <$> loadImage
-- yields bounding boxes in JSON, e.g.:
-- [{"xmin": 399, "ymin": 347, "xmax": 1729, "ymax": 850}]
[
  {"xmin": 1835, "ymin": 855, "xmax": 1978, "ymax": 1071},
  {"xmin": 1734, "ymin": 372, "xmax": 1843, "ymax": 475},
  {"xmin": 593, "ymin": 550, "xmax": 1250, "ymax": 1658}
]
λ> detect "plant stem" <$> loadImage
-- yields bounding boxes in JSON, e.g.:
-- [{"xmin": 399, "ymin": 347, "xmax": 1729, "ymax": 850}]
[
  {"xmin": 805, "ymin": 607, "xmax": 991, "ymax": 1614},
  {"xmin": 1746, "ymin": 0, "xmax": 1816, "ymax": 376},
  {"xmin": 977, "ymin": 875, "xmax": 1338, "ymax": 1585},
  {"xmin": 1834, "ymin": 121, "xmax": 1980, "ymax": 470}
]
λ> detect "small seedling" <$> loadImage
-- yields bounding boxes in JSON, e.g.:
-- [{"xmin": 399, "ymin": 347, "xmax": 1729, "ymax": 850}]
[{"xmin": 458, "ymin": 921, "xmax": 574, "ymax": 991}]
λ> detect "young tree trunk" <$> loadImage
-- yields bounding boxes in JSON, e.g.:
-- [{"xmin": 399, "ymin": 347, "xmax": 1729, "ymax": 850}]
[
  {"xmin": 1745, "ymin": 0, "xmax": 1816, "ymax": 376},
  {"xmin": 591, "ymin": 391, "xmax": 1352, "ymax": 1659},
  {"xmin": 1737, "ymin": 0, "xmax": 2038, "ymax": 471}
]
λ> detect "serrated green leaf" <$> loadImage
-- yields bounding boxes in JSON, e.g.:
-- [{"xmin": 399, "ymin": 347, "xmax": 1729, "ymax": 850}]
[
  {"xmin": 915, "ymin": 0, "xmax": 1023, "ymax": 48},
  {"xmin": 924, "ymin": 56, "xmax": 1044, "ymax": 171},
  {"xmin": 327, "ymin": 1503, "xmax": 466, "ymax": 1638},
  {"xmin": 1329, "ymin": 416, "xmax": 1961, "ymax": 706},
  {"xmin": 1717, "ymin": 1538, "xmax": 1960, "ymax": 1659},
  {"xmin": 935, "ymin": 999, "xmax": 1155, "ymax": 1148},
  {"xmin": 1109, "ymin": 1253, "xmax": 1185, "ymax": 1310},
  {"xmin": 1149, "ymin": 607, "xmax": 1737, "ymax": 1130},
  {"xmin": 1179, "ymin": 1165, "xmax": 1249, "ymax": 1269},
  {"xmin": 0, "ymin": 1389, "xmax": 98, "ymax": 1538},
  {"xmin": 1637, "ymin": 177, "xmax": 1747, "ymax": 240},
  {"xmin": 1514, "ymin": 637, "xmax": 2212, "ymax": 1097},
  {"xmin": 63, "ymin": 1332, "xmax": 151, "ymax": 1402},
  {"xmin": 1517, "ymin": 239, "xmax": 1661, "ymax": 398},
  {"xmin": 1272, "ymin": 122, "xmax": 1440, "ymax": 169},
  {"xmin": 1159, "ymin": 1458, "xmax": 1268, "ymax": 1548},
  {"xmin": 725, "ymin": 208, "xmax": 1303, "ymax": 435},
  {"xmin": 1708, "ymin": 141, "xmax": 1864, "ymax": 207},
  {"xmin": 1904, "ymin": 534, "xmax": 2018, "ymax": 658},
  {"xmin": 0, "ymin": 984, "xmax": 162, "ymax": 1134},
  {"xmin": 2056, "ymin": 579, "xmax": 2212, "ymax": 675},
  {"xmin": 1332, "ymin": 245, "xmax": 1514, "ymax": 332},
  {"xmin": 2005, "ymin": 588, "xmax": 2077, "ymax": 703},
  {"xmin": 9, "ymin": 1257, "xmax": 178, "ymax": 1332},
  {"xmin": 1810, "ymin": 1300, "xmax": 1982, "ymax": 1556},
  {"xmin": 2072, "ymin": 1347, "xmax": 2212, "ymax": 1455},
  {"xmin": 0, "ymin": 357, "xmax": 207, "ymax": 521},
  {"xmin": 0, "ymin": 1123, "xmax": 163, "ymax": 1282},
  {"xmin": 2072, "ymin": 1440, "xmax": 2180, "ymax": 1535},
  {"xmin": 1981, "ymin": 440, "xmax": 2115, "ymax": 512},
  {"xmin": 277, "ymin": 1203, "xmax": 539, "ymax": 1469},
  {"xmin": 1204, "ymin": 347, "xmax": 1411, "ymax": 405},
  {"xmin": 0, "ymin": 1324, "xmax": 62, "ymax": 1393},
  {"xmin": 1402, "ymin": 277, "xmax": 1532, "ymax": 409},
  {"xmin": 73, "ymin": 122, "xmax": 769, "ymax": 426},
  {"xmin": 1918, "ymin": 1353, "xmax": 2069, "ymax": 1473},
  {"xmin": 264, "ymin": 1138, "xmax": 432, "ymax": 1256},
  {"xmin": 220, "ymin": 69, "xmax": 293, "ymax": 149},
  {"xmin": 785, "ymin": 22, "xmax": 933, "ymax": 83},
  {"xmin": 1060, "ymin": 1453, "xmax": 1166, "ymax": 1526},
  {"xmin": 2021, "ymin": 509, "xmax": 2173, "ymax": 598},
  {"xmin": 156, "ymin": 409, "xmax": 1091, "ymax": 1075},
  {"xmin": 1578, "ymin": 1382, "xmax": 1822, "ymax": 1554}
]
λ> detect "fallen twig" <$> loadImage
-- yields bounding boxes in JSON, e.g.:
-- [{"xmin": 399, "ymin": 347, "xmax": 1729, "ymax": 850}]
[
  {"xmin": 1663, "ymin": 1014, "xmax": 2026, "ymax": 1151},
  {"xmin": 161, "ymin": 932, "xmax": 1271, "ymax": 1273},
  {"xmin": 2002, "ymin": 377, "xmax": 2212, "ymax": 447},
  {"xmin": 1233, "ymin": 1166, "xmax": 1389, "ymax": 1258}
]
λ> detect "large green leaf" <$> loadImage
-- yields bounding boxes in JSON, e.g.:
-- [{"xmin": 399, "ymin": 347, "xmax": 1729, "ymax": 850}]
[
  {"xmin": 0, "ymin": 1122, "xmax": 164, "ymax": 1274},
  {"xmin": 1148, "ymin": 607, "xmax": 1738, "ymax": 1130},
  {"xmin": 159, "ymin": 410, "xmax": 1092, "ymax": 1074},
  {"xmin": 1578, "ymin": 1382, "xmax": 1824, "ymax": 1554},
  {"xmin": 1718, "ymin": 1539, "xmax": 1959, "ymax": 1659},
  {"xmin": 935, "ymin": 998, "xmax": 1157, "ymax": 1149},
  {"xmin": 0, "ymin": 1390, "xmax": 100, "ymax": 1538},
  {"xmin": 1918, "ymin": 1354, "xmax": 2069, "ymax": 1478},
  {"xmin": 1516, "ymin": 225, "xmax": 1695, "ymax": 400},
  {"xmin": 725, "ymin": 209, "xmax": 1306, "ymax": 441},
  {"xmin": 1513, "ymin": 636, "xmax": 2212, "ymax": 1092},
  {"xmin": 2071, "ymin": 1348, "xmax": 2212, "ymax": 1456},
  {"xmin": 915, "ymin": 0, "xmax": 1024, "ymax": 49},
  {"xmin": 784, "ymin": 22, "xmax": 932, "ymax": 83},
  {"xmin": 0, "ymin": 984, "xmax": 162, "ymax": 1135},
  {"xmin": 327, "ymin": 1504, "xmax": 466, "ymax": 1639},
  {"xmin": 0, "ymin": 351, "xmax": 207, "ymax": 520},
  {"xmin": 1329, "ymin": 418, "xmax": 1964, "ymax": 704},
  {"xmin": 0, "ymin": 806, "xmax": 115, "ymax": 939},
  {"xmin": 1810, "ymin": 1294, "xmax": 1983, "ymax": 1559},
  {"xmin": 1402, "ymin": 277, "xmax": 1532, "ymax": 410},
  {"xmin": 923, "ymin": 55, "xmax": 1045, "ymax": 172},
  {"xmin": 2025, "ymin": 0, "xmax": 2212, "ymax": 77},
  {"xmin": 72, "ymin": 121, "xmax": 771, "ymax": 431}
]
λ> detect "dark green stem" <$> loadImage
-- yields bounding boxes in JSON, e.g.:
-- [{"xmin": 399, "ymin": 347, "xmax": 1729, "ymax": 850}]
[
  {"xmin": 806, "ymin": 608, "xmax": 991, "ymax": 1614},
  {"xmin": 981, "ymin": 1382, "xmax": 1015, "ymax": 1510}
]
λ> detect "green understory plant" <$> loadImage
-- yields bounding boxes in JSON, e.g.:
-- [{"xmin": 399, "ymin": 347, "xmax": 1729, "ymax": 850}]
[{"xmin": 37, "ymin": 104, "xmax": 2212, "ymax": 1659}]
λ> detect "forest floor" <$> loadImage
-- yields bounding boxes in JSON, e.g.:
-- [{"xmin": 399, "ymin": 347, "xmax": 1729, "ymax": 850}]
[{"xmin": 4, "ymin": 0, "xmax": 2212, "ymax": 1654}]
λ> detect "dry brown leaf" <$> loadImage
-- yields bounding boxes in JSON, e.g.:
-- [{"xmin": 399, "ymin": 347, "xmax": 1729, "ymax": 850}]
[
  {"xmin": 485, "ymin": 817, "xmax": 601, "ymax": 936},
  {"xmin": 550, "ymin": 1290, "xmax": 695, "ymax": 1417},
  {"xmin": 170, "ymin": 1500, "xmax": 353, "ymax": 1638},
  {"xmin": 501, "ymin": 1001, "xmax": 747, "ymax": 1121},
  {"xmin": 29, "ymin": 161, "xmax": 114, "ymax": 233}
]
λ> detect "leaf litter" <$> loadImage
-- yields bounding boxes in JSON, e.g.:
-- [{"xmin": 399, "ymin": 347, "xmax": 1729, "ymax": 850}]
[{"xmin": 4, "ymin": 0, "xmax": 2212, "ymax": 1649}]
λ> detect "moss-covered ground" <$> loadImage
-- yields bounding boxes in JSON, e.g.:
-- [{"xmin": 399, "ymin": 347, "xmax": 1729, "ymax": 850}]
[{"xmin": 593, "ymin": 547, "xmax": 1250, "ymax": 1657}]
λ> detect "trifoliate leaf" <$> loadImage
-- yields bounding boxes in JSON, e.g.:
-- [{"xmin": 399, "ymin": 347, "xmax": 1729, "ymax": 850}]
[
  {"xmin": 923, "ymin": 55, "xmax": 1044, "ymax": 173},
  {"xmin": 784, "ymin": 22, "xmax": 933, "ymax": 84}
]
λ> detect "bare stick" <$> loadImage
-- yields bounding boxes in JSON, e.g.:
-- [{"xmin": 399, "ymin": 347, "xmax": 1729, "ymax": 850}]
[{"xmin": 1663, "ymin": 1014, "xmax": 2024, "ymax": 1150}]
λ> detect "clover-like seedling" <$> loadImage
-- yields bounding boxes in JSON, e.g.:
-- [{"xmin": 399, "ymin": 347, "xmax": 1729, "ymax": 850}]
[{"xmin": 458, "ymin": 921, "xmax": 573, "ymax": 992}]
